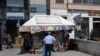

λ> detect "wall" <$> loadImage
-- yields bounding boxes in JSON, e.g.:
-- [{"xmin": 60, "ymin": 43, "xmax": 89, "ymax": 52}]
[
  {"xmin": 50, "ymin": 9, "xmax": 68, "ymax": 16},
  {"xmin": 71, "ymin": 39, "xmax": 100, "ymax": 56},
  {"xmin": 50, "ymin": 0, "xmax": 67, "ymax": 9}
]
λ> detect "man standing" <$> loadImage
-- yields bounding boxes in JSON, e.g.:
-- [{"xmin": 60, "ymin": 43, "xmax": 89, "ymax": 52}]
[{"xmin": 43, "ymin": 32, "xmax": 56, "ymax": 56}]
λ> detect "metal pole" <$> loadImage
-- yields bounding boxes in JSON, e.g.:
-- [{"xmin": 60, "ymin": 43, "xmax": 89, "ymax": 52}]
[
  {"xmin": 0, "ymin": 21, "xmax": 2, "ymax": 51},
  {"xmin": 0, "ymin": 37, "xmax": 2, "ymax": 51},
  {"xmin": 0, "ymin": 0, "xmax": 7, "ymax": 51},
  {"xmin": 24, "ymin": 0, "xmax": 30, "ymax": 21}
]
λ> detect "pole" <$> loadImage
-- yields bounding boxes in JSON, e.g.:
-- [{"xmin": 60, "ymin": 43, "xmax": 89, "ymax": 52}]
[
  {"xmin": 0, "ymin": 37, "xmax": 2, "ymax": 51},
  {"xmin": 0, "ymin": 22, "xmax": 2, "ymax": 51},
  {"xmin": 0, "ymin": 0, "xmax": 7, "ymax": 51}
]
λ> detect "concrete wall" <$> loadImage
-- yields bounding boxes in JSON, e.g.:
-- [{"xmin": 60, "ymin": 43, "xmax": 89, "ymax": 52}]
[{"xmin": 71, "ymin": 39, "xmax": 100, "ymax": 56}]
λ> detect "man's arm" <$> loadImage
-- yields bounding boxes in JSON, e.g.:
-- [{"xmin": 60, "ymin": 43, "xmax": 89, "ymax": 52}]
[{"xmin": 43, "ymin": 37, "xmax": 46, "ymax": 44}]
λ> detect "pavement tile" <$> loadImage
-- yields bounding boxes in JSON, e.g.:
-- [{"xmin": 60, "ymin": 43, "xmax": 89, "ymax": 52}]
[{"xmin": 0, "ymin": 47, "xmax": 92, "ymax": 56}]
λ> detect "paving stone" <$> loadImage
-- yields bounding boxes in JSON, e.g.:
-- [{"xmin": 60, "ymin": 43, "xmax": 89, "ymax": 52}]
[{"xmin": 0, "ymin": 47, "xmax": 92, "ymax": 56}]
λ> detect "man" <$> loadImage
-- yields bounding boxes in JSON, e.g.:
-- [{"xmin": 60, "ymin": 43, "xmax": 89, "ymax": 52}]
[
  {"xmin": 63, "ymin": 31, "xmax": 70, "ymax": 51},
  {"xmin": 6, "ymin": 33, "xmax": 13, "ymax": 49},
  {"xmin": 43, "ymin": 32, "xmax": 56, "ymax": 56}
]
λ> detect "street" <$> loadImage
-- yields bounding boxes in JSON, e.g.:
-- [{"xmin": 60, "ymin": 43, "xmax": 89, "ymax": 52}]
[{"xmin": 0, "ymin": 46, "xmax": 92, "ymax": 56}]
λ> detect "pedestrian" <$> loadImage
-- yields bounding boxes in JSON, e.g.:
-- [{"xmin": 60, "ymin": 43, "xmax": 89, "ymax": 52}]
[
  {"xmin": 24, "ymin": 33, "xmax": 33, "ymax": 52},
  {"xmin": 17, "ymin": 33, "xmax": 33, "ymax": 55},
  {"xmin": 63, "ymin": 31, "xmax": 70, "ymax": 51},
  {"xmin": 43, "ymin": 32, "xmax": 56, "ymax": 56},
  {"xmin": 6, "ymin": 33, "xmax": 13, "ymax": 49}
]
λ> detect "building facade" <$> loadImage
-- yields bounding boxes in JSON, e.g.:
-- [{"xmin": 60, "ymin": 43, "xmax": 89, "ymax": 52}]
[
  {"xmin": 30, "ymin": 0, "xmax": 46, "ymax": 18},
  {"xmin": 6, "ymin": 0, "xmax": 46, "ymax": 41},
  {"xmin": 50, "ymin": 0, "xmax": 100, "ymax": 40},
  {"xmin": 7, "ymin": 0, "xmax": 24, "ymax": 42}
]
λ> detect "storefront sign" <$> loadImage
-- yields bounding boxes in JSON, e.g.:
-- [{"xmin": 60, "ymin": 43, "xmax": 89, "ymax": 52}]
[
  {"xmin": 88, "ymin": 11, "xmax": 100, "ymax": 16},
  {"xmin": 88, "ymin": 11, "xmax": 92, "ymax": 16}
]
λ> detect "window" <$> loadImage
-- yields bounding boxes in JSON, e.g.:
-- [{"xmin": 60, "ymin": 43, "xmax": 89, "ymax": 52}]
[
  {"xmin": 92, "ymin": 0, "xmax": 100, "ymax": 5},
  {"xmin": 7, "ymin": 7, "xmax": 23, "ymax": 12},
  {"xmin": 83, "ymin": 0, "xmax": 92, "ymax": 4},
  {"xmin": 73, "ymin": 0, "xmax": 82, "ymax": 3},
  {"xmin": 30, "ymin": 7, "xmax": 37, "ymax": 13},
  {"xmin": 56, "ymin": 0, "xmax": 64, "ymax": 4}
]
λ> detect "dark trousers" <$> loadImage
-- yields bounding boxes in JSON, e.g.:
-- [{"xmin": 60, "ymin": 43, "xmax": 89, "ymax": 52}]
[
  {"xmin": 6, "ymin": 41, "xmax": 13, "ymax": 49},
  {"xmin": 45, "ymin": 44, "xmax": 52, "ymax": 56}
]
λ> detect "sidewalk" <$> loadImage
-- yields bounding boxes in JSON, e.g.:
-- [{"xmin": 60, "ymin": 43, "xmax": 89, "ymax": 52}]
[{"xmin": 0, "ymin": 47, "xmax": 92, "ymax": 56}]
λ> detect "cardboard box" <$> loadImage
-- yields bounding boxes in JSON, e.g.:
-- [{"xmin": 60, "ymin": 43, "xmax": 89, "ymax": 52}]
[
  {"xmin": 35, "ymin": 49, "xmax": 42, "ymax": 54},
  {"xmin": 59, "ymin": 46, "xmax": 65, "ymax": 52}
]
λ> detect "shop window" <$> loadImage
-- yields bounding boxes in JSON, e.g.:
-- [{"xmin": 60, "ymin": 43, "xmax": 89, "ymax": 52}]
[{"xmin": 56, "ymin": 0, "xmax": 64, "ymax": 4}]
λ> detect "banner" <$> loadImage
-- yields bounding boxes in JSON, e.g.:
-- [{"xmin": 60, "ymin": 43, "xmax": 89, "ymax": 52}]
[{"xmin": 19, "ymin": 26, "xmax": 30, "ymax": 32}]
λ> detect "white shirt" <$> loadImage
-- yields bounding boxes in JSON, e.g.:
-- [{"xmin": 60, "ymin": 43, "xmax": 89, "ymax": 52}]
[{"xmin": 43, "ymin": 35, "xmax": 56, "ymax": 44}]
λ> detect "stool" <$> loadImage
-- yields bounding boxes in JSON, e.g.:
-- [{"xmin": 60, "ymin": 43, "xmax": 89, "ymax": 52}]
[{"xmin": 35, "ymin": 49, "xmax": 42, "ymax": 54}]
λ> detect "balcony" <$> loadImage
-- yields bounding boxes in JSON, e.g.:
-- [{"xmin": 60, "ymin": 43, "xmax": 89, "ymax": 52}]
[{"xmin": 67, "ymin": 3, "xmax": 100, "ymax": 11}]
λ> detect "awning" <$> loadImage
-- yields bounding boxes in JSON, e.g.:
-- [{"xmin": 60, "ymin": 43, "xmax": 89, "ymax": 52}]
[
  {"xmin": 19, "ymin": 15, "xmax": 75, "ymax": 33},
  {"xmin": 23, "ymin": 15, "xmax": 74, "ymax": 26}
]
